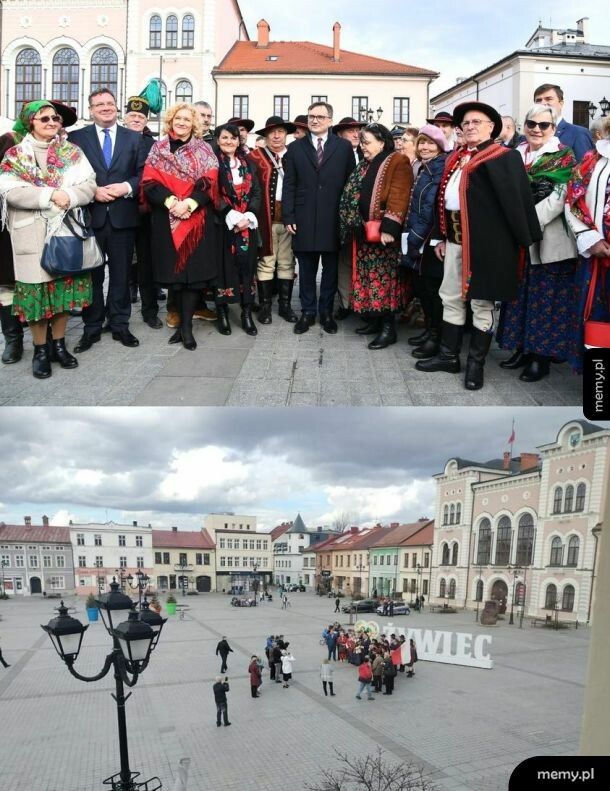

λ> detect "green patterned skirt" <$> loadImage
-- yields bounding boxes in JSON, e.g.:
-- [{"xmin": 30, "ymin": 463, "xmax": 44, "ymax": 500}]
[{"xmin": 12, "ymin": 274, "xmax": 92, "ymax": 323}]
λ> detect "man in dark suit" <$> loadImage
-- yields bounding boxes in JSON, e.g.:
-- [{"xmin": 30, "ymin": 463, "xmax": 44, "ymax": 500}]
[
  {"xmin": 533, "ymin": 83, "xmax": 594, "ymax": 161},
  {"xmin": 282, "ymin": 102, "xmax": 355, "ymax": 334},
  {"xmin": 69, "ymin": 88, "xmax": 147, "ymax": 351}
]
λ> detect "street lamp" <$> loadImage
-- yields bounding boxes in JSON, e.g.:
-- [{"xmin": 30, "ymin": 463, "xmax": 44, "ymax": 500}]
[
  {"xmin": 359, "ymin": 106, "xmax": 383, "ymax": 123},
  {"xmin": 41, "ymin": 582, "xmax": 165, "ymax": 790},
  {"xmin": 115, "ymin": 567, "xmax": 128, "ymax": 593},
  {"xmin": 600, "ymin": 97, "xmax": 610, "ymax": 117},
  {"xmin": 588, "ymin": 102, "xmax": 597, "ymax": 120},
  {"xmin": 416, "ymin": 564, "xmax": 422, "ymax": 611},
  {"xmin": 125, "ymin": 569, "xmax": 150, "ymax": 608},
  {"xmin": 507, "ymin": 565, "xmax": 521, "ymax": 625},
  {"xmin": 176, "ymin": 562, "xmax": 188, "ymax": 597},
  {"xmin": 475, "ymin": 562, "xmax": 483, "ymax": 623},
  {"xmin": 1, "ymin": 559, "xmax": 8, "ymax": 597},
  {"xmin": 251, "ymin": 563, "xmax": 259, "ymax": 606}
]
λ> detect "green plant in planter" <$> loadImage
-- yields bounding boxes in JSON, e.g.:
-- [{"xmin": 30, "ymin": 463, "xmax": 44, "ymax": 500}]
[
  {"xmin": 166, "ymin": 592, "xmax": 177, "ymax": 614},
  {"xmin": 85, "ymin": 592, "xmax": 99, "ymax": 621},
  {"xmin": 166, "ymin": 593, "xmax": 177, "ymax": 603}
]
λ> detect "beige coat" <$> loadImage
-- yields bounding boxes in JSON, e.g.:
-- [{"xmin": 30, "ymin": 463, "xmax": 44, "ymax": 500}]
[
  {"xmin": 530, "ymin": 183, "xmax": 577, "ymax": 265},
  {"xmin": 2, "ymin": 138, "xmax": 96, "ymax": 283}
]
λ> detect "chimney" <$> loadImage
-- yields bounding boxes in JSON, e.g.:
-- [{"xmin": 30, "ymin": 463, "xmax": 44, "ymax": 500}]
[
  {"xmin": 503, "ymin": 452, "xmax": 511, "ymax": 471},
  {"xmin": 350, "ymin": 526, "xmax": 358, "ymax": 534},
  {"xmin": 24, "ymin": 516, "xmax": 31, "ymax": 526},
  {"xmin": 317, "ymin": 526, "xmax": 322, "ymax": 532},
  {"xmin": 520, "ymin": 453, "xmax": 540, "ymax": 472},
  {"xmin": 172, "ymin": 526, "xmax": 178, "ymax": 532},
  {"xmin": 577, "ymin": 17, "xmax": 589, "ymax": 42},
  {"xmin": 390, "ymin": 522, "xmax": 399, "ymax": 528},
  {"xmin": 42, "ymin": 515, "xmax": 49, "ymax": 526},
  {"xmin": 332, "ymin": 22, "xmax": 341, "ymax": 62},
  {"xmin": 257, "ymin": 19, "xmax": 270, "ymax": 48},
  {"xmin": 69, "ymin": 519, "xmax": 73, "ymax": 525}
]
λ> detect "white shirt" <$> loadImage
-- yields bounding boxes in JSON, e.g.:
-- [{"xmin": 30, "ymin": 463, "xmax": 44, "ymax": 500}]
[
  {"xmin": 266, "ymin": 146, "xmax": 288, "ymax": 201},
  {"xmin": 516, "ymin": 136, "xmax": 560, "ymax": 167},
  {"xmin": 444, "ymin": 149, "xmax": 478, "ymax": 211},
  {"xmin": 224, "ymin": 157, "xmax": 259, "ymax": 232},
  {"xmin": 311, "ymin": 132, "xmax": 329, "ymax": 149},
  {"xmin": 95, "ymin": 123, "xmax": 132, "ymax": 197}
]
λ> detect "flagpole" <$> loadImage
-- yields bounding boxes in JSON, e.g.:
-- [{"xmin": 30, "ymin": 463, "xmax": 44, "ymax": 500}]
[{"xmin": 509, "ymin": 418, "xmax": 515, "ymax": 458}]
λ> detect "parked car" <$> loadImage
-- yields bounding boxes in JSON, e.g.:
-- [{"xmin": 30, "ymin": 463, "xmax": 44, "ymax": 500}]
[
  {"xmin": 376, "ymin": 601, "xmax": 410, "ymax": 616},
  {"xmin": 285, "ymin": 584, "xmax": 305, "ymax": 592},
  {"xmin": 341, "ymin": 598, "xmax": 377, "ymax": 614}
]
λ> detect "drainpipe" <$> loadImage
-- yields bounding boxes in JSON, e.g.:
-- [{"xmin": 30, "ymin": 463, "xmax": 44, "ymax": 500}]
[
  {"xmin": 212, "ymin": 71, "xmax": 218, "ymax": 128},
  {"xmin": 464, "ymin": 526, "xmax": 474, "ymax": 610},
  {"xmin": 473, "ymin": 77, "xmax": 480, "ymax": 100},
  {"xmin": 587, "ymin": 523, "xmax": 602, "ymax": 624}
]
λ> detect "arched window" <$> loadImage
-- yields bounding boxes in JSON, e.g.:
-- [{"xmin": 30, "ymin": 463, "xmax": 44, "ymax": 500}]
[
  {"xmin": 544, "ymin": 583, "xmax": 557, "ymax": 609},
  {"xmin": 448, "ymin": 579, "xmax": 456, "ymax": 599},
  {"xmin": 564, "ymin": 485, "xmax": 574, "ymax": 513},
  {"xmin": 494, "ymin": 516, "xmax": 512, "ymax": 566},
  {"xmin": 575, "ymin": 483, "xmax": 586, "ymax": 512},
  {"xmin": 451, "ymin": 543, "xmax": 458, "ymax": 566},
  {"xmin": 476, "ymin": 518, "xmax": 491, "ymax": 565},
  {"xmin": 449, "ymin": 504, "xmax": 455, "ymax": 525},
  {"xmin": 516, "ymin": 513, "xmax": 534, "ymax": 566},
  {"xmin": 90, "ymin": 48, "xmax": 118, "ymax": 97},
  {"xmin": 552, "ymin": 486, "xmax": 563, "ymax": 514},
  {"xmin": 166, "ymin": 15, "xmax": 178, "ymax": 48},
  {"xmin": 441, "ymin": 543, "xmax": 450, "ymax": 566},
  {"xmin": 475, "ymin": 579, "xmax": 483, "ymax": 602},
  {"xmin": 439, "ymin": 578, "xmax": 446, "ymax": 598},
  {"xmin": 566, "ymin": 536, "xmax": 579, "ymax": 567},
  {"xmin": 182, "ymin": 14, "xmax": 195, "ymax": 48},
  {"xmin": 549, "ymin": 537, "xmax": 563, "ymax": 566},
  {"xmin": 561, "ymin": 584, "xmax": 575, "ymax": 612},
  {"xmin": 456, "ymin": 503, "xmax": 461, "ymax": 523},
  {"xmin": 515, "ymin": 581, "xmax": 525, "ymax": 607},
  {"xmin": 52, "ymin": 48, "xmax": 79, "ymax": 112},
  {"xmin": 149, "ymin": 15, "xmax": 162, "ymax": 49},
  {"xmin": 175, "ymin": 80, "xmax": 192, "ymax": 104},
  {"xmin": 15, "ymin": 48, "xmax": 42, "ymax": 119},
  {"xmin": 443, "ymin": 505, "xmax": 449, "ymax": 526}
]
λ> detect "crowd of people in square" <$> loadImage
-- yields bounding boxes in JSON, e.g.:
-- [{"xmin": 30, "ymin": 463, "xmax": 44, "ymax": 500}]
[{"xmin": 1, "ymin": 81, "xmax": 608, "ymax": 389}]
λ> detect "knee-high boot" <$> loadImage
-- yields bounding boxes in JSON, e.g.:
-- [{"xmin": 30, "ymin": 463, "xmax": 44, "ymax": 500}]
[
  {"xmin": 216, "ymin": 303, "xmax": 232, "ymax": 335},
  {"xmin": 277, "ymin": 279, "xmax": 298, "ymax": 323},
  {"xmin": 179, "ymin": 289, "xmax": 199, "ymax": 350},
  {"xmin": 415, "ymin": 321, "xmax": 463, "ymax": 374},
  {"xmin": 241, "ymin": 299, "xmax": 258, "ymax": 336},
  {"xmin": 257, "ymin": 280, "xmax": 274, "ymax": 324},
  {"xmin": 464, "ymin": 326, "xmax": 493, "ymax": 390},
  {"xmin": 1, "ymin": 305, "xmax": 24, "ymax": 364}
]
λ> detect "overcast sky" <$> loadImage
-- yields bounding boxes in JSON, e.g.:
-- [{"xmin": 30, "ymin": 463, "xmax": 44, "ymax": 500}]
[
  {"xmin": 0, "ymin": 407, "xmax": 600, "ymax": 534},
  {"xmin": 238, "ymin": 0, "xmax": 610, "ymax": 94}
]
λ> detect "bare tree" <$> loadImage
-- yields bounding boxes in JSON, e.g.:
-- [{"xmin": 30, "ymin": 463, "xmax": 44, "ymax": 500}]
[
  {"xmin": 305, "ymin": 749, "xmax": 436, "ymax": 791},
  {"xmin": 333, "ymin": 512, "xmax": 356, "ymax": 532}
]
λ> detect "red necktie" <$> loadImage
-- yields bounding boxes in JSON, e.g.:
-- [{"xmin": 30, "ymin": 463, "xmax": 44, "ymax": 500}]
[{"xmin": 317, "ymin": 137, "xmax": 324, "ymax": 166}]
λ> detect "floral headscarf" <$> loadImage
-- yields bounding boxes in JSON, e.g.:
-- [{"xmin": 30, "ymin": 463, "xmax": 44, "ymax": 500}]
[{"xmin": 12, "ymin": 100, "xmax": 58, "ymax": 143}]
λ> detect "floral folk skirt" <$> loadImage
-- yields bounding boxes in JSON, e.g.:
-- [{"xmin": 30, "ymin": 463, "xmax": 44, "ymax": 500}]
[
  {"xmin": 351, "ymin": 241, "xmax": 411, "ymax": 314},
  {"xmin": 12, "ymin": 274, "xmax": 92, "ymax": 323}
]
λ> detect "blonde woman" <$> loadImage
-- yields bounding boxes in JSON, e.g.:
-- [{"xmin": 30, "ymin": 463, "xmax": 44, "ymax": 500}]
[{"xmin": 142, "ymin": 103, "xmax": 220, "ymax": 350}]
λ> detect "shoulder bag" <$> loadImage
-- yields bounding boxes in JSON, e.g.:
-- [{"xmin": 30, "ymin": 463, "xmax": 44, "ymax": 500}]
[{"xmin": 41, "ymin": 208, "xmax": 104, "ymax": 277}]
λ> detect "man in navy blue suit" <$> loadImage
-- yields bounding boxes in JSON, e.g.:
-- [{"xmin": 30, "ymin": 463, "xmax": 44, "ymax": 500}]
[
  {"xmin": 69, "ymin": 89, "xmax": 148, "ymax": 351},
  {"xmin": 533, "ymin": 83, "xmax": 594, "ymax": 162}
]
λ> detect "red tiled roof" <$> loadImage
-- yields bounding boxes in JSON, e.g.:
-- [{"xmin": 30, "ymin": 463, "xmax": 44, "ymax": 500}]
[
  {"xmin": 270, "ymin": 522, "xmax": 292, "ymax": 541},
  {"xmin": 0, "ymin": 523, "xmax": 71, "ymax": 543},
  {"xmin": 215, "ymin": 41, "xmax": 437, "ymax": 77},
  {"xmin": 371, "ymin": 521, "xmax": 433, "ymax": 548},
  {"xmin": 311, "ymin": 532, "xmax": 355, "ymax": 552},
  {"xmin": 152, "ymin": 529, "xmax": 215, "ymax": 550},
  {"xmin": 400, "ymin": 521, "xmax": 434, "ymax": 546}
]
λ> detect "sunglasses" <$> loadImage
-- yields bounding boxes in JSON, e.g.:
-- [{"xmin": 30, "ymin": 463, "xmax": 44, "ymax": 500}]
[
  {"xmin": 35, "ymin": 114, "xmax": 61, "ymax": 124},
  {"xmin": 525, "ymin": 120, "xmax": 553, "ymax": 131}
]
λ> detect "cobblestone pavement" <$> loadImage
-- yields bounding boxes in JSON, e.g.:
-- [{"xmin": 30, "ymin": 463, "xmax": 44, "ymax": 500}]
[
  {"xmin": 0, "ymin": 292, "xmax": 582, "ymax": 407},
  {"xmin": 0, "ymin": 592, "xmax": 588, "ymax": 791}
]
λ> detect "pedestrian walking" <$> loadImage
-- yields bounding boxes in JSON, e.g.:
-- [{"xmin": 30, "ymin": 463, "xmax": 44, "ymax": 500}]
[
  {"xmin": 0, "ymin": 638, "xmax": 10, "ymax": 669},
  {"xmin": 281, "ymin": 648, "xmax": 295, "ymax": 688},
  {"xmin": 248, "ymin": 655, "xmax": 262, "ymax": 698},
  {"xmin": 407, "ymin": 638, "xmax": 418, "ymax": 677},
  {"xmin": 355, "ymin": 656, "xmax": 375, "ymax": 700},
  {"xmin": 325, "ymin": 627, "xmax": 339, "ymax": 661},
  {"xmin": 215, "ymin": 636, "xmax": 233, "ymax": 673},
  {"xmin": 334, "ymin": 596, "xmax": 340, "ymax": 613},
  {"xmin": 420, "ymin": 594, "xmax": 425, "ymax": 611},
  {"xmin": 320, "ymin": 658, "xmax": 335, "ymax": 696},
  {"xmin": 382, "ymin": 651, "xmax": 397, "ymax": 695},
  {"xmin": 213, "ymin": 676, "xmax": 231, "ymax": 727},
  {"xmin": 282, "ymin": 593, "xmax": 289, "ymax": 609}
]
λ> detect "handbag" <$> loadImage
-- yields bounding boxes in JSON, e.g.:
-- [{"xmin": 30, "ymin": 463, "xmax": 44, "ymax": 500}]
[
  {"xmin": 364, "ymin": 220, "xmax": 382, "ymax": 243},
  {"xmin": 583, "ymin": 258, "xmax": 610, "ymax": 347},
  {"xmin": 41, "ymin": 209, "xmax": 104, "ymax": 277}
]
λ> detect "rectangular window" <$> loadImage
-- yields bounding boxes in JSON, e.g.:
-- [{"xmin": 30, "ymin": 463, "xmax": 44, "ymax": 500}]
[
  {"xmin": 393, "ymin": 97, "xmax": 410, "ymax": 124},
  {"xmin": 243, "ymin": 557, "xmax": 248, "ymax": 567},
  {"xmin": 380, "ymin": 556, "xmax": 384, "ymax": 565},
  {"xmin": 227, "ymin": 539, "xmax": 233, "ymax": 549},
  {"xmin": 163, "ymin": 552, "xmax": 170, "ymax": 565},
  {"xmin": 263, "ymin": 558, "xmax": 268, "ymax": 568},
  {"xmin": 203, "ymin": 553, "xmax": 210, "ymax": 565},
  {"xmin": 227, "ymin": 557, "xmax": 233, "ymax": 566},
  {"xmin": 352, "ymin": 96, "xmax": 368, "ymax": 122},
  {"xmin": 119, "ymin": 556, "xmax": 127, "ymax": 568},
  {"xmin": 1, "ymin": 554, "xmax": 10, "ymax": 566},
  {"xmin": 15, "ymin": 555, "xmax": 24, "ymax": 567},
  {"xmin": 220, "ymin": 556, "xmax": 226, "ymax": 567},
  {"xmin": 76, "ymin": 534, "xmax": 85, "ymax": 546},
  {"xmin": 248, "ymin": 539, "xmax": 254, "ymax": 550},
  {"xmin": 29, "ymin": 555, "xmax": 38, "ymax": 567},
  {"xmin": 394, "ymin": 555, "xmax": 398, "ymax": 565},
  {"xmin": 50, "ymin": 576, "xmax": 65, "ymax": 590},
  {"xmin": 118, "ymin": 535, "xmax": 126, "ymax": 547},
  {"xmin": 303, "ymin": 558, "xmax": 308, "ymax": 568},
  {"xmin": 274, "ymin": 95, "xmax": 290, "ymax": 119},
  {"xmin": 94, "ymin": 535, "xmax": 102, "ymax": 546},
  {"xmin": 219, "ymin": 538, "xmax": 226, "ymax": 549},
  {"xmin": 424, "ymin": 553, "xmax": 430, "ymax": 568},
  {"xmin": 404, "ymin": 553, "xmax": 409, "ymax": 567},
  {"xmin": 136, "ymin": 557, "xmax": 144, "ymax": 568},
  {"xmin": 136, "ymin": 536, "xmax": 143, "ymax": 547},
  {"xmin": 95, "ymin": 555, "xmax": 103, "ymax": 567},
  {"xmin": 43, "ymin": 555, "xmax": 52, "ymax": 568},
  {"xmin": 402, "ymin": 579, "xmax": 409, "ymax": 593},
  {"xmin": 572, "ymin": 100, "xmax": 590, "ymax": 129},
  {"xmin": 196, "ymin": 553, "xmax": 203, "ymax": 565},
  {"xmin": 263, "ymin": 541, "xmax": 268, "ymax": 550},
  {"xmin": 78, "ymin": 555, "xmax": 86, "ymax": 567},
  {"xmin": 311, "ymin": 95, "xmax": 327, "ymax": 105},
  {"xmin": 233, "ymin": 95, "xmax": 249, "ymax": 119},
  {"xmin": 423, "ymin": 579, "xmax": 429, "ymax": 595},
  {"xmin": 304, "ymin": 574, "xmax": 310, "ymax": 584},
  {"xmin": 155, "ymin": 552, "xmax": 162, "ymax": 564},
  {"xmin": 412, "ymin": 555, "xmax": 417, "ymax": 568},
  {"xmin": 410, "ymin": 579, "xmax": 416, "ymax": 593},
  {"xmin": 56, "ymin": 555, "xmax": 65, "ymax": 568},
  {"xmin": 373, "ymin": 556, "xmax": 378, "ymax": 565},
  {"xmin": 179, "ymin": 553, "xmax": 187, "ymax": 566}
]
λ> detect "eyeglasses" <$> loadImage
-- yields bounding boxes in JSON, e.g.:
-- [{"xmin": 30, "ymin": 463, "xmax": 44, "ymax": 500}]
[
  {"xmin": 91, "ymin": 102, "xmax": 116, "ymax": 109},
  {"xmin": 460, "ymin": 119, "xmax": 493, "ymax": 128},
  {"xmin": 35, "ymin": 115, "xmax": 61, "ymax": 124},
  {"xmin": 525, "ymin": 120, "xmax": 553, "ymax": 131},
  {"xmin": 308, "ymin": 115, "xmax": 330, "ymax": 122}
]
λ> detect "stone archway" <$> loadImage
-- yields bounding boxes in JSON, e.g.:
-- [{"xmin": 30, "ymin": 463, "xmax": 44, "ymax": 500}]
[
  {"xmin": 491, "ymin": 580, "xmax": 508, "ymax": 614},
  {"xmin": 196, "ymin": 575, "xmax": 211, "ymax": 592},
  {"xmin": 30, "ymin": 576, "xmax": 42, "ymax": 594}
]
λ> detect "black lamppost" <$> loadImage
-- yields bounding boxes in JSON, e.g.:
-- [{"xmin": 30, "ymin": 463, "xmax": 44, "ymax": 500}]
[
  {"xmin": 588, "ymin": 97, "xmax": 610, "ymax": 119},
  {"xmin": 41, "ymin": 580, "xmax": 166, "ymax": 790},
  {"xmin": 1, "ymin": 559, "xmax": 8, "ymax": 596},
  {"xmin": 115, "ymin": 567, "xmax": 128, "ymax": 593},
  {"xmin": 251, "ymin": 563, "xmax": 259, "ymax": 606},
  {"xmin": 519, "ymin": 564, "xmax": 527, "ymax": 629},
  {"xmin": 176, "ymin": 562, "xmax": 188, "ymax": 596},
  {"xmin": 95, "ymin": 559, "xmax": 105, "ymax": 596},
  {"xmin": 416, "ymin": 564, "xmax": 422, "ymax": 611},
  {"xmin": 125, "ymin": 569, "xmax": 150, "ymax": 608},
  {"xmin": 507, "ymin": 565, "xmax": 521, "ymax": 625},
  {"xmin": 359, "ymin": 106, "xmax": 383, "ymax": 123},
  {"xmin": 475, "ymin": 562, "xmax": 483, "ymax": 623}
]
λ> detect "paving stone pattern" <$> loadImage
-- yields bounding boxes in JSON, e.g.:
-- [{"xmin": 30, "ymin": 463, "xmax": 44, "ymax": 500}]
[
  {"xmin": 0, "ymin": 286, "xmax": 582, "ymax": 406},
  {"xmin": 0, "ymin": 592, "xmax": 588, "ymax": 791}
]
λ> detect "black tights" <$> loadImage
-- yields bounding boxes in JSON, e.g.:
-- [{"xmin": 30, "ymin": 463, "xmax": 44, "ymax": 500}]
[{"xmin": 180, "ymin": 289, "xmax": 200, "ymax": 328}]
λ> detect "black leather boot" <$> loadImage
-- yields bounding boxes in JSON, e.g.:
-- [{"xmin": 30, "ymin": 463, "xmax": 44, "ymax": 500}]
[
  {"xmin": 407, "ymin": 323, "xmax": 431, "ymax": 346},
  {"xmin": 241, "ymin": 304, "xmax": 258, "ymax": 336},
  {"xmin": 415, "ymin": 322, "xmax": 463, "ymax": 374},
  {"xmin": 519, "ymin": 354, "xmax": 550, "ymax": 382},
  {"xmin": 500, "ymin": 349, "xmax": 532, "ymax": 370},
  {"xmin": 411, "ymin": 327, "xmax": 440, "ymax": 359},
  {"xmin": 50, "ymin": 338, "xmax": 78, "ymax": 368},
  {"xmin": 216, "ymin": 303, "xmax": 232, "ymax": 336},
  {"xmin": 368, "ymin": 315, "xmax": 397, "ymax": 350},
  {"xmin": 32, "ymin": 343, "xmax": 52, "ymax": 379},
  {"xmin": 277, "ymin": 279, "xmax": 298, "ymax": 323},
  {"xmin": 257, "ymin": 280, "xmax": 273, "ymax": 324},
  {"xmin": 355, "ymin": 316, "xmax": 382, "ymax": 335},
  {"xmin": 1, "ymin": 305, "xmax": 24, "ymax": 364},
  {"xmin": 464, "ymin": 327, "xmax": 493, "ymax": 390}
]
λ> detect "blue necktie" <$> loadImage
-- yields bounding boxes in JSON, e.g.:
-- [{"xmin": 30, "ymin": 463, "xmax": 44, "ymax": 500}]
[{"xmin": 102, "ymin": 128, "xmax": 112, "ymax": 168}]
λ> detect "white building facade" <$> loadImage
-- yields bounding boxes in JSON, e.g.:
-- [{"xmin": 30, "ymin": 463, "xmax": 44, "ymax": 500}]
[{"xmin": 203, "ymin": 513, "xmax": 273, "ymax": 591}]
